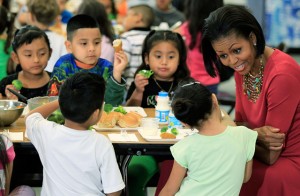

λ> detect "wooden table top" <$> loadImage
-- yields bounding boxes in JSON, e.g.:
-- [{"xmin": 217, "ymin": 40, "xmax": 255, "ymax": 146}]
[{"xmin": 4, "ymin": 108, "xmax": 177, "ymax": 145}]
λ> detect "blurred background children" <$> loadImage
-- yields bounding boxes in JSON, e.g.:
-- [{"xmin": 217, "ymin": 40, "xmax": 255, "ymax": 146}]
[
  {"xmin": 0, "ymin": 5, "xmax": 15, "ymax": 80},
  {"xmin": 120, "ymin": 4, "xmax": 155, "ymax": 89},
  {"xmin": 176, "ymin": 0, "xmax": 223, "ymax": 94},
  {"xmin": 153, "ymin": 0, "xmax": 185, "ymax": 28},
  {"xmin": 27, "ymin": 0, "xmax": 67, "ymax": 72}
]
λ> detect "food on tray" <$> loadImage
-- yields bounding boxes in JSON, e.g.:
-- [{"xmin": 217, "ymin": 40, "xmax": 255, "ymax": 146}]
[
  {"xmin": 97, "ymin": 111, "xmax": 141, "ymax": 128},
  {"xmin": 12, "ymin": 79, "xmax": 23, "ymax": 90},
  {"xmin": 160, "ymin": 132, "xmax": 176, "ymax": 139},
  {"xmin": 170, "ymin": 127, "xmax": 179, "ymax": 135},
  {"xmin": 138, "ymin": 70, "xmax": 154, "ymax": 78},
  {"xmin": 114, "ymin": 105, "xmax": 127, "ymax": 114},
  {"xmin": 98, "ymin": 111, "xmax": 123, "ymax": 128},
  {"xmin": 118, "ymin": 112, "xmax": 142, "ymax": 128},
  {"xmin": 104, "ymin": 103, "xmax": 113, "ymax": 113},
  {"xmin": 160, "ymin": 126, "xmax": 168, "ymax": 133},
  {"xmin": 113, "ymin": 39, "xmax": 122, "ymax": 52}
]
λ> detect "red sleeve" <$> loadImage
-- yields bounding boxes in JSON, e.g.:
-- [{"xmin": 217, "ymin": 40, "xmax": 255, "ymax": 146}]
[{"xmin": 265, "ymin": 73, "xmax": 299, "ymax": 133}]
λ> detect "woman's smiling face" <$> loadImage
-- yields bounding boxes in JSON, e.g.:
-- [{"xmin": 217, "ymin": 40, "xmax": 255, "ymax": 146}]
[{"xmin": 212, "ymin": 32, "xmax": 257, "ymax": 75}]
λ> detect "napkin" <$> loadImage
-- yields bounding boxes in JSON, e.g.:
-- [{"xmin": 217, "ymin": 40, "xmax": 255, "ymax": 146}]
[
  {"xmin": 108, "ymin": 133, "xmax": 139, "ymax": 142},
  {"xmin": 1, "ymin": 131, "xmax": 23, "ymax": 141}
]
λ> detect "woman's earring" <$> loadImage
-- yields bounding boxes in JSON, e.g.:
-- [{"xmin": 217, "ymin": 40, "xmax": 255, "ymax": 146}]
[{"xmin": 254, "ymin": 43, "xmax": 257, "ymax": 46}]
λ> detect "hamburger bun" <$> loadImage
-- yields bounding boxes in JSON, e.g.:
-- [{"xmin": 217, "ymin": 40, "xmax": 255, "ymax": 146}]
[
  {"xmin": 117, "ymin": 112, "xmax": 141, "ymax": 128},
  {"xmin": 113, "ymin": 39, "xmax": 122, "ymax": 52},
  {"xmin": 97, "ymin": 112, "xmax": 121, "ymax": 128}
]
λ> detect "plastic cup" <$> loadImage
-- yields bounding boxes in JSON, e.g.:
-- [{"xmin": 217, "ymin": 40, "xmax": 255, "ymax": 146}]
[{"xmin": 140, "ymin": 118, "xmax": 159, "ymax": 136}]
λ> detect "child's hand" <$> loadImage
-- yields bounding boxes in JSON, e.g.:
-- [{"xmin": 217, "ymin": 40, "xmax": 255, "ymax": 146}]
[
  {"xmin": 5, "ymin": 84, "xmax": 19, "ymax": 100},
  {"xmin": 134, "ymin": 74, "xmax": 149, "ymax": 93},
  {"xmin": 113, "ymin": 51, "xmax": 128, "ymax": 83}
]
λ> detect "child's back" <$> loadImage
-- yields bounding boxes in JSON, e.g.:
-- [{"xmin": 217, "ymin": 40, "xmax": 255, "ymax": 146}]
[
  {"xmin": 26, "ymin": 72, "xmax": 124, "ymax": 195},
  {"xmin": 157, "ymin": 80, "xmax": 257, "ymax": 196}
]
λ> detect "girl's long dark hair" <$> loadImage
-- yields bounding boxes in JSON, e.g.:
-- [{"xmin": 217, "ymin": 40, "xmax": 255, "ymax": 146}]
[{"xmin": 135, "ymin": 30, "xmax": 190, "ymax": 82}]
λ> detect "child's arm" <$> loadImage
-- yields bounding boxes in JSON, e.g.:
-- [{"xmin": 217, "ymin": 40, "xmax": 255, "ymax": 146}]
[
  {"xmin": 244, "ymin": 159, "xmax": 253, "ymax": 183},
  {"xmin": 159, "ymin": 161, "xmax": 186, "ymax": 196},
  {"xmin": 126, "ymin": 74, "xmax": 149, "ymax": 106},
  {"xmin": 112, "ymin": 51, "xmax": 128, "ymax": 83},
  {"xmin": 25, "ymin": 100, "xmax": 59, "ymax": 120},
  {"xmin": 106, "ymin": 190, "xmax": 122, "ymax": 196}
]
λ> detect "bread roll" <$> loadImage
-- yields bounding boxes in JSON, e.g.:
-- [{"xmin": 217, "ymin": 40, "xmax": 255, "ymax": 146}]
[
  {"xmin": 97, "ymin": 112, "xmax": 121, "ymax": 128},
  {"xmin": 113, "ymin": 39, "xmax": 122, "ymax": 52},
  {"xmin": 117, "ymin": 112, "xmax": 141, "ymax": 128}
]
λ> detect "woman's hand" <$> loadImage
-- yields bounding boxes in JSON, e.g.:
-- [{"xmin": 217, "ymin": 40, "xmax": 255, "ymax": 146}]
[
  {"xmin": 5, "ymin": 85, "xmax": 19, "ymax": 100},
  {"xmin": 255, "ymin": 126, "xmax": 285, "ymax": 151}
]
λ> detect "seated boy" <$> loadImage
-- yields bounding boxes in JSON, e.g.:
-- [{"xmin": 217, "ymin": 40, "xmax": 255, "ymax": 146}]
[
  {"xmin": 48, "ymin": 14, "xmax": 128, "ymax": 106},
  {"xmin": 25, "ymin": 72, "xmax": 125, "ymax": 196},
  {"xmin": 121, "ymin": 4, "xmax": 155, "ymax": 89}
]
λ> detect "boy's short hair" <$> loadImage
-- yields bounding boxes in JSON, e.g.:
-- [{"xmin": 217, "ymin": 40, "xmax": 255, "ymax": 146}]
[
  {"xmin": 27, "ymin": 0, "xmax": 60, "ymax": 26},
  {"xmin": 59, "ymin": 72, "xmax": 105, "ymax": 123},
  {"xmin": 129, "ymin": 4, "xmax": 155, "ymax": 27},
  {"xmin": 66, "ymin": 14, "xmax": 100, "ymax": 41}
]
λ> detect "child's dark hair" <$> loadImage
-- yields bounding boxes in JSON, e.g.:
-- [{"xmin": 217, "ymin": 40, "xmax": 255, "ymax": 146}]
[
  {"xmin": 59, "ymin": 72, "xmax": 105, "ymax": 123},
  {"xmin": 77, "ymin": 0, "xmax": 115, "ymax": 43},
  {"xmin": 0, "ymin": 6, "xmax": 16, "ymax": 54},
  {"xmin": 129, "ymin": 4, "xmax": 155, "ymax": 27},
  {"xmin": 135, "ymin": 30, "xmax": 190, "ymax": 81},
  {"xmin": 66, "ymin": 14, "xmax": 100, "ymax": 41},
  {"xmin": 0, "ymin": 135, "xmax": 9, "ymax": 190},
  {"xmin": 171, "ymin": 79, "xmax": 213, "ymax": 128},
  {"xmin": 11, "ymin": 25, "xmax": 51, "ymax": 53}
]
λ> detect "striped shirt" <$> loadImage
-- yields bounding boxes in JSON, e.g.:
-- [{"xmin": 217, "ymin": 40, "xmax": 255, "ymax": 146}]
[{"xmin": 120, "ymin": 28, "xmax": 151, "ymax": 89}]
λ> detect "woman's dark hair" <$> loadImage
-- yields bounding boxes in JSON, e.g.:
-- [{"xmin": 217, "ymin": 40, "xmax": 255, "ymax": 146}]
[
  {"xmin": 77, "ymin": 0, "xmax": 115, "ymax": 42},
  {"xmin": 184, "ymin": 0, "xmax": 223, "ymax": 50},
  {"xmin": 11, "ymin": 25, "xmax": 51, "ymax": 53},
  {"xmin": 59, "ymin": 72, "xmax": 105, "ymax": 123},
  {"xmin": 0, "ymin": 6, "xmax": 16, "ymax": 54},
  {"xmin": 201, "ymin": 5, "xmax": 265, "ymax": 77},
  {"xmin": 135, "ymin": 30, "xmax": 190, "ymax": 82},
  {"xmin": 171, "ymin": 79, "xmax": 213, "ymax": 128},
  {"xmin": 0, "ymin": 135, "xmax": 9, "ymax": 190}
]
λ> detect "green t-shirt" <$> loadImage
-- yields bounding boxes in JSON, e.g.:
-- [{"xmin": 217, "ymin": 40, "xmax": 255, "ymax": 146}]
[
  {"xmin": 171, "ymin": 126, "xmax": 257, "ymax": 196},
  {"xmin": 0, "ymin": 39, "xmax": 11, "ymax": 80}
]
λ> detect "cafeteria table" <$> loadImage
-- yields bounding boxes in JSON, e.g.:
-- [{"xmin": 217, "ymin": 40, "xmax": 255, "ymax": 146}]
[{"xmin": 3, "ymin": 108, "xmax": 177, "ymax": 196}]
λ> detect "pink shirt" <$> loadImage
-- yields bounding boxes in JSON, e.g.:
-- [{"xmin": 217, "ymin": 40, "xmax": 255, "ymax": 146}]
[
  {"xmin": 235, "ymin": 49, "xmax": 300, "ymax": 195},
  {"xmin": 181, "ymin": 22, "xmax": 220, "ymax": 86}
]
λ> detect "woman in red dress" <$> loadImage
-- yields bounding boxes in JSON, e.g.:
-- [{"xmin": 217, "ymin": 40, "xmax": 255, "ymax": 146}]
[{"xmin": 202, "ymin": 5, "xmax": 300, "ymax": 195}]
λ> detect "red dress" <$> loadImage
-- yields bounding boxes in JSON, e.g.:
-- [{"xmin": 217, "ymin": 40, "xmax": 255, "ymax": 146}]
[{"xmin": 235, "ymin": 49, "xmax": 300, "ymax": 195}]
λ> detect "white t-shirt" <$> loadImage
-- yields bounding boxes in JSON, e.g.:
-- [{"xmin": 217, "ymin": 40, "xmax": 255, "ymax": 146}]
[
  {"xmin": 26, "ymin": 113, "xmax": 124, "ymax": 196},
  {"xmin": 45, "ymin": 31, "xmax": 68, "ymax": 72}
]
